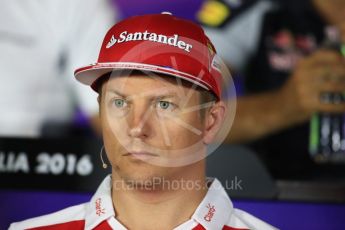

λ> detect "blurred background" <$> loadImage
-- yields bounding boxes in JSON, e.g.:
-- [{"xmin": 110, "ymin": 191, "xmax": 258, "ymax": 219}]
[{"xmin": 1, "ymin": 0, "xmax": 345, "ymax": 229}]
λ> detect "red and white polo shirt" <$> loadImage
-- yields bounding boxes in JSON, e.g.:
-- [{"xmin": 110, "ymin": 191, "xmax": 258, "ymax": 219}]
[{"xmin": 10, "ymin": 176, "xmax": 277, "ymax": 230}]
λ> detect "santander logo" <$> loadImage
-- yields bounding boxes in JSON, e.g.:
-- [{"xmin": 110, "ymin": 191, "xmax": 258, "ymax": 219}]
[
  {"xmin": 204, "ymin": 203, "xmax": 216, "ymax": 222},
  {"xmin": 95, "ymin": 198, "xmax": 106, "ymax": 216},
  {"xmin": 105, "ymin": 30, "xmax": 193, "ymax": 52}
]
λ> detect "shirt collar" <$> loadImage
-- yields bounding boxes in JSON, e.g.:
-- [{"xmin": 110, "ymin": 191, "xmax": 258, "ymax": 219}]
[
  {"xmin": 85, "ymin": 176, "xmax": 233, "ymax": 230},
  {"xmin": 85, "ymin": 175, "xmax": 115, "ymax": 230},
  {"xmin": 191, "ymin": 178, "xmax": 233, "ymax": 230}
]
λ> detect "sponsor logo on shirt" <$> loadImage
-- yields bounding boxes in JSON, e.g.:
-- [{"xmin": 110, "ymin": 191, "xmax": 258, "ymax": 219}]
[
  {"xmin": 267, "ymin": 30, "xmax": 316, "ymax": 72},
  {"xmin": 204, "ymin": 203, "xmax": 216, "ymax": 222},
  {"xmin": 197, "ymin": 0, "xmax": 230, "ymax": 27},
  {"xmin": 106, "ymin": 31, "xmax": 193, "ymax": 52},
  {"xmin": 95, "ymin": 198, "xmax": 105, "ymax": 216}
]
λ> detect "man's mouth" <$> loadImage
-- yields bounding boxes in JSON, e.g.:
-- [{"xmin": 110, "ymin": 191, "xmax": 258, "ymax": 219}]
[{"xmin": 123, "ymin": 151, "xmax": 158, "ymax": 160}]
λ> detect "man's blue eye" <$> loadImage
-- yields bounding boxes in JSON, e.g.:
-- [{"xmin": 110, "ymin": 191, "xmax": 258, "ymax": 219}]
[
  {"xmin": 159, "ymin": 101, "xmax": 171, "ymax": 110},
  {"xmin": 114, "ymin": 99, "xmax": 125, "ymax": 108}
]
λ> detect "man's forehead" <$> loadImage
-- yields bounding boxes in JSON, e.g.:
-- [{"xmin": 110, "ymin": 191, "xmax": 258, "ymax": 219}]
[{"xmin": 103, "ymin": 73, "xmax": 200, "ymax": 97}]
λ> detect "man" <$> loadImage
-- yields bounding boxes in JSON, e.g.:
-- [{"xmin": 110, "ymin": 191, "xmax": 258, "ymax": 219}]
[{"xmin": 10, "ymin": 13, "xmax": 276, "ymax": 230}]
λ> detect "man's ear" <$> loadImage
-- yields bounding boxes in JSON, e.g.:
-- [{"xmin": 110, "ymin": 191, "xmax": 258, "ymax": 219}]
[
  {"xmin": 97, "ymin": 95, "xmax": 101, "ymax": 116},
  {"xmin": 203, "ymin": 101, "xmax": 226, "ymax": 144}
]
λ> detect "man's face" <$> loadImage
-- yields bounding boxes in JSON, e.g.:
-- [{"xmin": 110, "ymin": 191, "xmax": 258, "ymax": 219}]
[{"xmin": 99, "ymin": 73, "xmax": 208, "ymax": 184}]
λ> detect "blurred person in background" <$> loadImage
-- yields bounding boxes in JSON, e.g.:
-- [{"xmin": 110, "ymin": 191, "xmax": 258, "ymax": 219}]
[
  {"xmin": 198, "ymin": 0, "xmax": 274, "ymax": 73},
  {"xmin": 200, "ymin": 0, "xmax": 345, "ymax": 178},
  {"xmin": 0, "ymin": 0, "xmax": 116, "ymax": 138}
]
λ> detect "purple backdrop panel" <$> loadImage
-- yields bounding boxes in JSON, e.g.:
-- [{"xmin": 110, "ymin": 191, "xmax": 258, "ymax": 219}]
[
  {"xmin": 114, "ymin": 0, "xmax": 203, "ymax": 21},
  {"xmin": 234, "ymin": 200, "xmax": 345, "ymax": 230},
  {"xmin": 0, "ymin": 190, "xmax": 91, "ymax": 229}
]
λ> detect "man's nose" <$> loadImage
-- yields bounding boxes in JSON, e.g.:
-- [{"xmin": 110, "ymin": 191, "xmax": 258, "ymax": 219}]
[{"xmin": 127, "ymin": 103, "xmax": 153, "ymax": 139}]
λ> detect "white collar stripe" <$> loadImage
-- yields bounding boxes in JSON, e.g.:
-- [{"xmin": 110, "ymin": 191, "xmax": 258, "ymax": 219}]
[
  {"xmin": 85, "ymin": 176, "xmax": 115, "ymax": 230},
  {"xmin": 192, "ymin": 178, "xmax": 233, "ymax": 229}
]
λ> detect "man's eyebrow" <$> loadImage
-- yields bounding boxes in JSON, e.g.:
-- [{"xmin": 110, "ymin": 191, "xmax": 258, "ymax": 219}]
[
  {"xmin": 106, "ymin": 89, "xmax": 128, "ymax": 98},
  {"xmin": 106, "ymin": 88, "xmax": 181, "ymax": 99},
  {"xmin": 149, "ymin": 90, "xmax": 184, "ymax": 101},
  {"xmin": 155, "ymin": 92, "xmax": 179, "ymax": 98}
]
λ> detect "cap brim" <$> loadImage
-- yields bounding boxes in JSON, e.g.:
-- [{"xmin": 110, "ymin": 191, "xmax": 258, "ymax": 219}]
[{"xmin": 74, "ymin": 62, "xmax": 211, "ymax": 92}]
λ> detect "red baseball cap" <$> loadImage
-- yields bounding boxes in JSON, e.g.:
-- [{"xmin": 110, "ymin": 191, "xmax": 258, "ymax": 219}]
[{"xmin": 74, "ymin": 12, "xmax": 223, "ymax": 99}]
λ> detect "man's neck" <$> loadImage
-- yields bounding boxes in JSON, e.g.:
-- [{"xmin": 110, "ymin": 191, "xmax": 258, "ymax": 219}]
[{"xmin": 111, "ymin": 163, "xmax": 208, "ymax": 230}]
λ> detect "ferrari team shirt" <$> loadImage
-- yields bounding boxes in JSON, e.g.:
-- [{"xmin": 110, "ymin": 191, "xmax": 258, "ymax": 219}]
[{"xmin": 10, "ymin": 176, "xmax": 277, "ymax": 230}]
